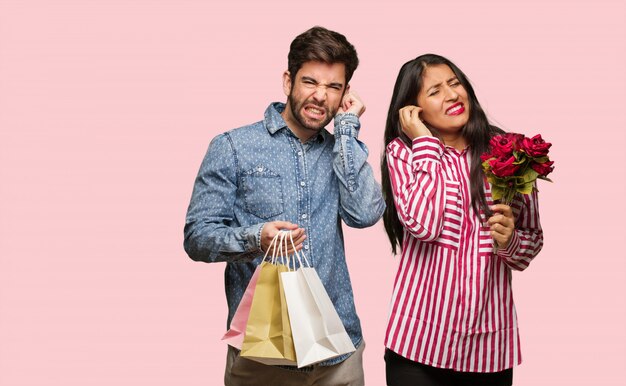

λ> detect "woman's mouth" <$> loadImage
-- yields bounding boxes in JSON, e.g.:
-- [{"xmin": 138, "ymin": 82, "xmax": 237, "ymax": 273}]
[{"xmin": 445, "ymin": 103, "xmax": 465, "ymax": 116}]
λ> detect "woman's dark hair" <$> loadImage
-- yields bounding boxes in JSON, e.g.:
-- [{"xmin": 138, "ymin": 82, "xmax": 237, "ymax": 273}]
[
  {"xmin": 287, "ymin": 26, "xmax": 359, "ymax": 84},
  {"xmin": 381, "ymin": 54, "xmax": 504, "ymax": 254}
]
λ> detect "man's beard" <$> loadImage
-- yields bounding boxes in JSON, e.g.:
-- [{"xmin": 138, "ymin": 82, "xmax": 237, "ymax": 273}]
[{"xmin": 288, "ymin": 93, "xmax": 336, "ymax": 132}]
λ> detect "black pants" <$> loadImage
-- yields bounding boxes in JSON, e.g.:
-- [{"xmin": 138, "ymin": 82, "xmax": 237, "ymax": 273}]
[{"xmin": 385, "ymin": 349, "xmax": 513, "ymax": 386}]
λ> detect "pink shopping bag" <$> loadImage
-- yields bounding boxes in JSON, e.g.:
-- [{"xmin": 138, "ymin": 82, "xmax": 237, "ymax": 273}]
[{"xmin": 221, "ymin": 264, "xmax": 262, "ymax": 349}]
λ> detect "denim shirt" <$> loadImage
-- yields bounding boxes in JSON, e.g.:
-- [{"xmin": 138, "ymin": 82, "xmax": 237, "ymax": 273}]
[{"xmin": 184, "ymin": 102, "xmax": 385, "ymax": 366}]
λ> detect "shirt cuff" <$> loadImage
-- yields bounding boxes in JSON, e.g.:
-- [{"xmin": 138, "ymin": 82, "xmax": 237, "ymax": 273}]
[
  {"xmin": 334, "ymin": 113, "xmax": 361, "ymax": 137},
  {"xmin": 243, "ymin": 222, "xmax": 265, "ymax": 254},
  {"xmin": 496, "ymin": 230, "xmax": 521, "ymax": 259}
]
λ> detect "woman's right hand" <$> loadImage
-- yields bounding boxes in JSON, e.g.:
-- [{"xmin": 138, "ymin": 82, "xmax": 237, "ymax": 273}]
[{"xmin": 399, "ymin": 105, "xmax": 432, "ymax": 140}]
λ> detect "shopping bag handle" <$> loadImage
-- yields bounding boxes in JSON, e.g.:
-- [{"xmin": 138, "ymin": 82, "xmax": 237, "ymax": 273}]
[
  {"xmin": 261, "ymin": 231, "xmax": 282, "ymax": 263},
  {"xmin": 275, "ymin": 231, "xmax": 288, "ymax": 266},
  {"xmin": 261, "ymin": 231, "xmax": 292, "ymax": 267},
  {"xmin": 279, "ymin": 230, "xmax": 292, "ymax": 270},
  {"xmin": 287, "ymin": 231, "xmax": 311, "ymax": 269}
]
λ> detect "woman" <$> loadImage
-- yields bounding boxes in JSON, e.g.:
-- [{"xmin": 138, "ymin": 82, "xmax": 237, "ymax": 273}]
[{"xmin": 381, "ymin": 54, "xmax": 543, "ymax": 386}]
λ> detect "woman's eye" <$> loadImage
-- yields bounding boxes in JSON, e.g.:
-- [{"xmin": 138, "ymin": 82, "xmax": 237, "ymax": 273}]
[{"xmin": 429, "ymin": 90, "xmax": 439, "ymax": 96}]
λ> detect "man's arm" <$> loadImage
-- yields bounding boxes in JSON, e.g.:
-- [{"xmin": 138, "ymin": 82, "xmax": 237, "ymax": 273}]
[
  {"xmin": 184, "ymin": 133, "xmax": 306, "ymax": 263},
  {"xmin": 183, "ymin": 133, "xmax": 263, "ymax": 263},
  {"xmin": 332, "ymin": 91, "xmax": 385, "ymax": 228}
]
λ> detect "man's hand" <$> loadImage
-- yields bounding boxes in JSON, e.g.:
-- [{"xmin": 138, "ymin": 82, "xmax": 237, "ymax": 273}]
[
  {"xmin": 260, "ymin": 221, "xmax": 306, "ymax": 254},
  {"xmin": 488, "ymin": 204, "xmax": 515, "ymax": 249},
  {"xmin": 399, "ymin": 105, "xmax": 432, "ymax": 140},
  {"xmin": 338, "ymin": 91, "xmax": 366, "ymax": 117}
]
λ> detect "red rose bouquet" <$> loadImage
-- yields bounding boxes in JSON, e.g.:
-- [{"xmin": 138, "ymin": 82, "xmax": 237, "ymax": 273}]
[{"xmin": 481, "ymin": 133, "xmax": 554, "ymax": 205}]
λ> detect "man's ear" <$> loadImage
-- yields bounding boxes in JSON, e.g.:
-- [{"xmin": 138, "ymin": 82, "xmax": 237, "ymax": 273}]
[
  {"xmin": 282, "ymin": 71, "xmax": 291, "ymax": 97},
  {"xmin": 345, "ymin": 84, "xmax": 350, "ymax": 93}
]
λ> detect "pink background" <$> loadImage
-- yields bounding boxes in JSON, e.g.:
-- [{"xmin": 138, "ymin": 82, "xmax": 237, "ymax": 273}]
[{"xmin": 1, "ymin": 0, "xmax": 624, "ymax": 385}]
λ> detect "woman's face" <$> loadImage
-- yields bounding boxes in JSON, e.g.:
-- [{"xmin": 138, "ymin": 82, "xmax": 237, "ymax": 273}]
[{"xmin": 416, "ymin": 64, "xmax": 470, "ymax": 132}]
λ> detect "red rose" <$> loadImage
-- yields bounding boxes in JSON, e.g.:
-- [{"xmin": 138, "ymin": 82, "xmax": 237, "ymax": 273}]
[
  {"xmin": 531, "ymin": 160, "xmax": 554, "ymax": 176},
  {"xmin": 480, "ymin": 152, "xmax": 493, "ymax": 162},
  {"xmin": 489, "ymin": 133, "xmax": 523, "ymax": 158},
  {"xmin": 489, "ymin": 156, "xmax": 520, "ymax": 177},
  {"xmin": 521, "ymin": 134, "xmax": 552, "ymax": 158}
]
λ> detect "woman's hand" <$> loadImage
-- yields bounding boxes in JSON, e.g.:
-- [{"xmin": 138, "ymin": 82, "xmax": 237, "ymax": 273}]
[
  {"xmin": 488, "ymin": 204, "xmax": 515, "ymax": 249},
  {"xmin": 399, "ymin": 105, "xmax": 432, "ymax": 140}
]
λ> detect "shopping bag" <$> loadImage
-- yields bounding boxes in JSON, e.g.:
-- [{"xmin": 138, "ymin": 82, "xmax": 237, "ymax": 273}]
[
  {"xmin": 221, "ymin": 264, "xmax": 262, "ymax": 349},
  {"xmin": 240, "ymin": 232, "xmax": 297, "ymax": 366},
  {"xmin": 280, "ymin": 233, "xmax": 356, "ymax": 367}
]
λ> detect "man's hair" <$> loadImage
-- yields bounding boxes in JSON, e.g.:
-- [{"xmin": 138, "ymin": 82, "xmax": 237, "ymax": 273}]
[{"xmin": 287, "ymin": 26, "xmax": 359, "ymax": 84}]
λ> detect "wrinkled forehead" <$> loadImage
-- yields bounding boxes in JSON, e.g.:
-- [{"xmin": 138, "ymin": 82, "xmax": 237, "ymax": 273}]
[
  {"xmin": 420, "ymin": 64, "xmax": 456, "ymax": 88},
  {"xmin": 294, "ymin": 61, "xmax": 347, "ymax": 85}
]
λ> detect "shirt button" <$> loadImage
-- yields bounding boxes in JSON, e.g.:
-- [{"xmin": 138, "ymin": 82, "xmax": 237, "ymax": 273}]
[
  {"xmin": 301, "ymin": 214, "xmax": 307, "ymax": 219},
  {"xmin": 257, "ymin": 167, "xmax": 263, "ymax": 172},
  {"xmin": 304, "ymin": 245, "xmax": 309, "ymax": 250},
  {"xmin": 341, "ymin": 120, "xmax": 346, "ymax": 125},
  {"xmin": 297, "ymin": 151, "xmax": 303, "ymax": 156},
  {"xmin": 300, "ymin": 181, "xmax": 306, "ymax": 187}
]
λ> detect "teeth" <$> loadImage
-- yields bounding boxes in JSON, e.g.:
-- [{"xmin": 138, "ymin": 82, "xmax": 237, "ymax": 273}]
[
  {"xmin": 307, "ymin": 107, "xmax": 323, "ymax": 115},
  {"xmin": 447, "ymin": 104, "xmax": 462, "ymax": 114}
]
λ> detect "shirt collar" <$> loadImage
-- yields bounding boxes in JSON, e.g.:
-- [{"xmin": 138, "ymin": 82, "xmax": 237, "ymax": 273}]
[
  {"xmin": 264, "ymin": 102, "xmax": 326, "ymax": 143},
  {"xmin": 444, "ymin": 144, "xmax": 470, "ymax": 156}
]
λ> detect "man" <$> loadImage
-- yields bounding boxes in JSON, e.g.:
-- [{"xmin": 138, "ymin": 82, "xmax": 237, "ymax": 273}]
[{"xmin": 184, "ymin": 26, "xmax": 384, "ymax": 385}]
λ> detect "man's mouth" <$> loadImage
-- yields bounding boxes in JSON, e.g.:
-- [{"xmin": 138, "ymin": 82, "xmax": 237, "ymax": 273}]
[
  {"xmin": 303, "ymin": 104, "xmax": 326, "ymax": 120},
  {"xmin": 446, "ymin": 102, "xmax": 465, "ymax": 116}
]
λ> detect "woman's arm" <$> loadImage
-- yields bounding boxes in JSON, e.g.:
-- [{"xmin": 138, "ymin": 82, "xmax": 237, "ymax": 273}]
[
  {"xmin": 494, "ymin": 188, "xmax": 544, "ymax": 271},
  {"xmin": 386, "ymin": 137, "xmax": 447, "ymax": 241}
]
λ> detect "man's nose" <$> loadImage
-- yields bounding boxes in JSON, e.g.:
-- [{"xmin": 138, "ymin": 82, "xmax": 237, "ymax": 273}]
[{"xmin": 312, "ymin": 86, "xmax": 327, "ymax": 102}]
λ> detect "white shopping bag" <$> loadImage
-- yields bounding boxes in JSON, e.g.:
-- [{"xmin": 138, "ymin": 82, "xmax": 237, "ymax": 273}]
[{"xmin": 280, "ymin": 233, "xmax": 356, "ymax": 367}]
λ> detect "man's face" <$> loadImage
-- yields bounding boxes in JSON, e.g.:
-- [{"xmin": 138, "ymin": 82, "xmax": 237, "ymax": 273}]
[{"xmin": 282, "ymin": 61, "xmax": 347, "ymax": 139}]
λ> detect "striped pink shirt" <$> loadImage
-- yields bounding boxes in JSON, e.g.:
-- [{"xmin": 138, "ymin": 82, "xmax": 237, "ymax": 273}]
[{"xmin": 384, "ymin": 136, "xmax": 543, "ymax": 373}]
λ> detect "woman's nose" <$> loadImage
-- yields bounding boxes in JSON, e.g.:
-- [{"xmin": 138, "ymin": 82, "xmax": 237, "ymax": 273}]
[{"xmin": 444, "ymin": 86, "xmax": 459, "ymax": 101}]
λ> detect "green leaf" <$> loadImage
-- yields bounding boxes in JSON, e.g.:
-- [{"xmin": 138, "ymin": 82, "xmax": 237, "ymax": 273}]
[
  {"xmin": 516, "ymin": 181, "xmax": 534, "ymax": 195},
  {"xmin": 513, "ymin": 152, "xmax": 529, "ymax": 165},
  {"xmin": 491, "ymin": 185, "xmax": 505, "ymax": 201},
  {"xmin": 487, "ymin": 175, "xmax": 509, "ymax": 188},
  {"xmin": 520, "ymin": 169, "xmax": 539, "ymax": 183}
]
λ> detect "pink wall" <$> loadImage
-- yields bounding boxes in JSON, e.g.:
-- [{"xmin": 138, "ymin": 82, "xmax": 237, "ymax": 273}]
[{"xmin": 1, "ymin": 0, "xmax": 624, "ymax": 385}]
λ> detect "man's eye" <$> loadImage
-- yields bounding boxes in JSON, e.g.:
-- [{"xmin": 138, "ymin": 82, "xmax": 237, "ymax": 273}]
[{"xmin": 450, "ymin": 81, "xmax": 461, "ymax": 87}]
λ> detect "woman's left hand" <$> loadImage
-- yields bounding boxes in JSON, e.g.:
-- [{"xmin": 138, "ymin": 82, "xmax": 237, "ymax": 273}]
[{"xmin": 488, "ymin": 204, "xmax": 515, "ymax": 249}]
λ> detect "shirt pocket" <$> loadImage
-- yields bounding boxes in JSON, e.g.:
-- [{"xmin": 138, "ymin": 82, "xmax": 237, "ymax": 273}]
[
  {"xmin": 437, "ymin": 180, "xmax": 463, "ymax": 249},
  {"xmin": 240, "ymin": 165, "xmax": 285, "ymax": 219}
]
